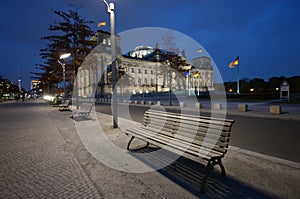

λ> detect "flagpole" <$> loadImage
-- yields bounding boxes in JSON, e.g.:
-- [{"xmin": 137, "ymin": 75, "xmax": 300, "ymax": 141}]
[
  {"xmin": 237, "ymin": 60, "xmax": 240, "ymax": 94},
  {"xmin": 229, "ymin": 56, "xmax": 240, "ymax": 94},
  {"xmin": 197, "ymin": 76, "xmax": 200, "ymax": 96},
  {"xmin": 188, "ymin": 70, "xmax": 191, "ymax": 96}
]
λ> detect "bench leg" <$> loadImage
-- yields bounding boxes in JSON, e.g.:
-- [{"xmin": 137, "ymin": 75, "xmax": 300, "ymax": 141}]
[
  {"xmin": 200, "ymin": 160, "xmax": 213, "ymax": 194},
  {"xmin": 200, "ymin": 157, "xmax": 225, "ymax": 194},
  {"xmin": 218, "ymin": 158, "xmax": 226, "ymax": 177},
  {"xmin": 127, "ymin": 136, "xmax": 149, "ymax": 150},
  {"xmin": 127, "ymin": 136, "xmax": 135, "ymax": 150}
]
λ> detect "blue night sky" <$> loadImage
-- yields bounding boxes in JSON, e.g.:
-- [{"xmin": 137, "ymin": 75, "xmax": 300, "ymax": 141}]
[{"xmin": 0, "ymin": 0, "xmax": 299, "ymax": 90}]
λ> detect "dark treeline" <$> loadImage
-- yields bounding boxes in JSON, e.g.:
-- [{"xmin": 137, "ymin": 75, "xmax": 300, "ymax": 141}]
[{"xmin": 222, "ymin": 76, "xmax": 300, "ymax": 93}]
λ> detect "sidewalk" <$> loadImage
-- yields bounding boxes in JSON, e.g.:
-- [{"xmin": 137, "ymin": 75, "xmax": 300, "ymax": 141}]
[
  {"xmin": 0, "ymin": 99, "xmax": 299, "ymax": 198},
  {"xmin": 0, "ymin": 100, "xmax": 100, "ymax": 198}
]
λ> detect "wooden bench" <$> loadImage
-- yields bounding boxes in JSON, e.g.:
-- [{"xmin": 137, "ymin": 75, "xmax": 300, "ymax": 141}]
[
  {"xmin": 125, "ymin": 110, "xmax": 234, "ymax": 194},
  {"xmin": 71, "ymin": 102, "xmax": 94, "ymax": 118},
  {"xmin": 58, "ymin": 99, "xmax": 71, "ymax": 111}
]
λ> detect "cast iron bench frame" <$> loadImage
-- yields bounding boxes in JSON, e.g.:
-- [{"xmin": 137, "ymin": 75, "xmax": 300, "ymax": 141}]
[{"xmin": 125, "ymin": 109, "xmax": 234, "ymax": 194}]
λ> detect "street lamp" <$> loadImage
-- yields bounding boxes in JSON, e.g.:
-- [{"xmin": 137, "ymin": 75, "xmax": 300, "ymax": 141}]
[
  {"xmin": 58, "ymin": 53, "xmax": 71, "ymax": 101},
  {"xmin": 60, "ymin": 53, "xmax": 71, "ymax": 59},
  {"xmin": 99, "ymin": 0, "xmax": 118, "ymax": 128}
]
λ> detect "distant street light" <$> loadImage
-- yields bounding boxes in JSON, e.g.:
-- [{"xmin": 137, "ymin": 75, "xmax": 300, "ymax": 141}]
[
  {"xmin": 58, "ymin": 53, "xmax": 71, "ymax": 101},
  {"xmin": 99, "ymin": 0, "xmax": 118, "ymax": 128},
  {"xmin": 60, "ymin": 53, "xmax": 71, "ymax": 59}
]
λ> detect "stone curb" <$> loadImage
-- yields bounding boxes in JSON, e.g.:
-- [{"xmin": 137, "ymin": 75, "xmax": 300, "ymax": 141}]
[{"xmin": 228, "ymin": 146, "xmax": 300, "ymax": 169}]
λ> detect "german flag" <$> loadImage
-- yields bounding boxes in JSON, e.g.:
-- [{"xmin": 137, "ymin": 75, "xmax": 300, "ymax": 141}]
[
  {"xmin": 97, "ymin": 21, "xmax": 106, "ymax": 27},
  {"xmin": 229, "ymin": 56, "xmax": 239, "ymax": 68}
]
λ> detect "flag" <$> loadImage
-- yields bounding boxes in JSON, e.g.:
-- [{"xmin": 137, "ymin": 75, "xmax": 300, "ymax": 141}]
[
  {"xmin": 184, "ymin": 70, "xmax": 190, "ymax": 76},
  {"xmin": 97, "ymin": 21, "xmax": 106, "ymax": 27},
  {"xmin": 229, "ymin": 56, "xmax": 239, "ymax": 68},
  {"xmin": 193, "ymin": 71, "xmax": 199, "ymax": 78}
]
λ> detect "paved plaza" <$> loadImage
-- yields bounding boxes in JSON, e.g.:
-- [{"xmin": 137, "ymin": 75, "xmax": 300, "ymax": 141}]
[
  {"xmin": 0, "ymin": 99, "xmax": 299, "ymax": 198},
  {"xmin": 0, "ymin": 100, "xmax": 100, "ymax": 198}
]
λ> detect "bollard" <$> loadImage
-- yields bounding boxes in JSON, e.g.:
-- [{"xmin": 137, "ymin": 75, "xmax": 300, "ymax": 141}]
[
  {"xmin": 148, "ymin": 101, "xmax": 153, "ymax": 105},
  {"xmin": 179, "ymin": 102, "xmax": 185, "ymax": 108},
  {"xmin": 141, "ymin": 101, "xmax": 145, "ymax": 105},
  {"xmin": 157, "ymin": 101, "xmax": 161, "ymax": 106},
  {"xmin": 213, "ymin": 103, "xmax": 222, "ymax": 110},
  {"xmin": 269, "ymin": 105, "xmax": 281, "ymax": 114},
  {"xmin": 238, "ymin": 104, "xmax": 248, "ymax": 112},
  {"xmin": 195, "ymin": 102, "xmax": 202, "ymax": 109},
  {"xmin": 134, "ymin": 100, "xmax": 138, "ymax": 104}
]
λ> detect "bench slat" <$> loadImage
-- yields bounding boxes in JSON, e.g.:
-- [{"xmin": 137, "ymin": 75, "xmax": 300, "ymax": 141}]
[
  {"xmin": 144, "ymin": 112, "xmax": 233, "ymax": 129},
  {"xmin": 130, "ymin": 125, "xmax": 228, "ymax": 152},
  {"xmin": 126, "ymin": 128, "xmax": 225, "ymax": 158},
  {"xmin": 145, "ymin": 110, "xmax": 234, "ymax": 127},
  {"xmin": 148, "ymin": 109, "xmax": 234, "ymax": 123},
  {"xmin": 145, "ymin": 117, "xmax": 231, "ymax": 135},
  {"xmin": 144, "ymin": 113, "xmax": 233, "ymax": 130},
  {"xmin": 140, "ymin": 126, "xmax": 229, "ymax": 150},
  {"xmin": 144, "ymin": 116, "xmax": 231, "ymax": 138}
]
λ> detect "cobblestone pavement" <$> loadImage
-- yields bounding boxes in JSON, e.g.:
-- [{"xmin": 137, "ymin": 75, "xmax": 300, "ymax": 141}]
[
  {"xmin": 0, "ymin": 100, "xmax": 100, "ymax": 198},
  {"xmin": 1, "ymin": 99, "xmax": 299, "ymax": 199}
]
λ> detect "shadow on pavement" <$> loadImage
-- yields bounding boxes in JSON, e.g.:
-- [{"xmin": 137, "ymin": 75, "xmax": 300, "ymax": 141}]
[
  {"xmin": 71, "ymin": 116, "xmax": 95, "ymax": 122},
  {"xmin": 129, "ymin": 146, "xmax": 278, "ymax": 198}
]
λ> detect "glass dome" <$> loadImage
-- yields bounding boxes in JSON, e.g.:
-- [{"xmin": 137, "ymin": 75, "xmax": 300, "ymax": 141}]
[{"xmin": 129, "ymin": 46, "xmax": 154, "ymax": 58}]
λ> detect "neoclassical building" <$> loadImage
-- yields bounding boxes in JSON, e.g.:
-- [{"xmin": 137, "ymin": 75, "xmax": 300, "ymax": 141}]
[{"xmin": 76, "ymin": 30, "xmax": 214, "ymax": 98}]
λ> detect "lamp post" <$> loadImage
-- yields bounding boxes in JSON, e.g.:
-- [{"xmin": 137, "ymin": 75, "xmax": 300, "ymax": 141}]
[
  {"xmin": 58, "ymin": 53, "xmax": 71, "ymax": 101},
  {"xmin": 155, "ymin": 53, "xmax": 160, "ymax": 93},
  {"xmin": 100, "ymin": 0, "xmax": 118, "ymax": 128},
  {"xmin": 166, "ymin": 61, "xmax": 172, "ymax": 106}
]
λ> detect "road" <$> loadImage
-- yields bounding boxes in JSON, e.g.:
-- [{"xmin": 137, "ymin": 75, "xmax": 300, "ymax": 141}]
[{"xmin": 95, "ymin": 102, "xmax": 300, "ymax": 163}]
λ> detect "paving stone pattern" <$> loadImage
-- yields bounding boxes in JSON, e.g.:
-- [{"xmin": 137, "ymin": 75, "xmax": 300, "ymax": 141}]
[{"xmin": 0, "ymin": 101, "xmax": 100, "ymax": 198}]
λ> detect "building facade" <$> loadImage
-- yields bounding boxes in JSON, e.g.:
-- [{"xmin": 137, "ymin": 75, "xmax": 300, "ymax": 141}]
[{"xmin": 76, "ymin": 31, "xmax": 214, "ymax": 98}]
